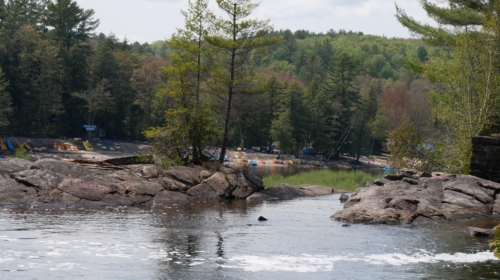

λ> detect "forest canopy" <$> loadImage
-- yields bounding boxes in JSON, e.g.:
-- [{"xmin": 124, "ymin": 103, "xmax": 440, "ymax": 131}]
[{"xmin": 0, "ymin": 0, "xmax": 464, "ymax": 170}]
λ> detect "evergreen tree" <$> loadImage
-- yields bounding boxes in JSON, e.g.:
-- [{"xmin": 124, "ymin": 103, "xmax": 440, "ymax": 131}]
[
  {"xmin": 145, "ymin": 0, "xmax": 218, "ymax": 162},
  {"xmin": 0, "ymin": 68, "xmax": 12, "ymax": 130},
  {"xmin": 323, "ymin": 53, "xmax": 360, "ymax": 155},
  {"xmin": 44, "ymin": 0, "xmax": 99, "ymax": 51},
  {"xmin": 206, "ymin": 0, "xmax": 279, "ymax": 162}
]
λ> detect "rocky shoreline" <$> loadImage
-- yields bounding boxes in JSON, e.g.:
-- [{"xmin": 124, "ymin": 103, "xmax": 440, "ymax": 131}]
[
  {"xmin": 0, "ymin": 158, "xmax": 337, "ymax": 209},
  {"xmin": 332, "ymin": 169, "xmax": 500, "ymax": 225}
]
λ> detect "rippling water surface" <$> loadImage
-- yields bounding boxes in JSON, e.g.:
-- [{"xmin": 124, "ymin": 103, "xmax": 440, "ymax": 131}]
[{"xmin": 1, "ymin": 194, "xmax": 499, "ymax": 279}]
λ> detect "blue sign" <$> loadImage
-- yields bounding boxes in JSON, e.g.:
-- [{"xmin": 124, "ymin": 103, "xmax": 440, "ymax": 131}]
[
  {"xmin": 83, "ymin": 125, "xmax": 97, "ymax": 128},
  {"xmin": 85, "ymin": 127, "xmax": 96, "ymax": 131}
]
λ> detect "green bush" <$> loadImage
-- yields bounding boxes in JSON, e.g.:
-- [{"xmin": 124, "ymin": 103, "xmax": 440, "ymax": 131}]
[
  {"xmin": 15, "ymin": 148, "xmax": 30, "ymax": 160},
  {"xmin": 262, "ymin": 169, "xmax": 381, "ymax": 191},
  {"xmin": 490, "ymin": 226, "xmax": 500, "ymax": 259}
]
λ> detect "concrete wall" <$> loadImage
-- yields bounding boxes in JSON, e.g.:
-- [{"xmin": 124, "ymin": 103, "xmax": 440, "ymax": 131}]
[{"xmin": 470, "ymin": 136, "xmax": 500, "ymax": 183}]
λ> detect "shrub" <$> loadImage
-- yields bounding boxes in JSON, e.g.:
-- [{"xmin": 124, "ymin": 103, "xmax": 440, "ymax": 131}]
[{"xmin": 15, "ymin": 148, "xmax": 30, "ymax": 160}]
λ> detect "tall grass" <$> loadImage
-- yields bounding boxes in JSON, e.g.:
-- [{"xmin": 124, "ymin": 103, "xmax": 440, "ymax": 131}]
[{"xmin": 263, "ymin": 169, "xmax": 381, "ymax": 192}]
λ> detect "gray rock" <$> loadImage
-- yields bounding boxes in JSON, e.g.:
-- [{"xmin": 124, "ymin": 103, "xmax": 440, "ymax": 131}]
[
  {"xmin": 332, "ymin": 174, "xmax": 500, "ymax": 225},
  {"xmin": 245, "ymin": 173, "xmax": 265, "ymax": 190},
  {"xmin": 246, "ymin": 192, "xmax": 276, "ymax": 201},
  {"xmin": 258, "ymin": 184, "xmax": 333, "ymax": 200},
  {"xmin": 14, "ymin": 169, "xmax": 64, "ymax": 191},
  {"xmin": 45, "ymin": 189, "xmax": 81, "ymax": 205},
  {"xmin": 32, "ymin": 159, "xmax": 90, "ymax": 178},
  {"xmin": 467, "ymin": 227, "xmax": 494, "ymax": 237},
  {"xmin": 57, "ymin": 179, "xmax": 113, "ymax": 201},
  {"xmin": 187, "ymin": 172, "xmax": 231, "ymax": 199},
  {"xmin": 157, "ymin": 177, "xmax": 191, "ymax": 192},
  {"xmin": 227, "ymin": 173, "xmax": 260, "ymax": 199},
  {"xmin": 163, "ymin": 166, "xmax": 200, "ymax": 186},
  {"xmin": 0, "ymin": 158, "xmax": 33, "ymax": 175},
  {"xmin": 142, "ymin": 165, "xmax": 160, "ymax": 178},
  {"xmin": 200, "ymin": 170, "xmax": 212, "ymax": 180},
  {"xmin": 154, "ymin": 190, "xmax": 191, "ymax": 204},
  {"xmin": 0, "ymin": 176, "xmax": 36, "ymax": 205},
  {"xmin": 340, "ymin": 194, "xmax": 349, "ymax": 202},
  {"xmin": 295, "ymin": 185, "xmax": 333, "ymax": 196}
]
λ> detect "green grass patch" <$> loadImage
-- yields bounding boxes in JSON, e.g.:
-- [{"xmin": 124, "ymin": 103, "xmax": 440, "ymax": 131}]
[{"xmin": 263, "ymin": 169, "xmax": 381, "ymax": 192}]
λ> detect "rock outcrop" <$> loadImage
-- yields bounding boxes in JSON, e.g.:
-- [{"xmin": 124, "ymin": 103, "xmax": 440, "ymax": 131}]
[
  {"xmin": 332, "ymin": 169, "xmax": 500, "ymax": 225},
  {"xmin": 0, "ymin": 158, "xmax": 264, "ymax": 208},
  {"xmin": 247, "ymin": 184, "xmax": 334, "ymax": 201}
]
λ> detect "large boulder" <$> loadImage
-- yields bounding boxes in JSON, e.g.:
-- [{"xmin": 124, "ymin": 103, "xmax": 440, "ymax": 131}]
[
  {"xmin": 156, "ymin": 177, "xmax": 191, "ymax": 193},
  {"xmin": 332, "ymin": 173, "xmax": 500, "ymax": 225},
  {"xmin": 187, "ymin": 172, "xmax": 231, "ymax": 199},
  {"xmin": 163, "ymin": 166, "xmax": 200, "ymax": 186},
  {"xmin": 0, "ymin": 175, "xmax": 37, "ymax": 205},
  {"xmin": 228, "ymin": 173, "xmax": 260, "ymax": 199}
]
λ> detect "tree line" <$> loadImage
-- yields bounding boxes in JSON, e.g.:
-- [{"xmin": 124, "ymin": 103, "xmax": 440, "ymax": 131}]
[{"xmin": 0, "ymin": 0, "xmax": 449, "ymax": 167}]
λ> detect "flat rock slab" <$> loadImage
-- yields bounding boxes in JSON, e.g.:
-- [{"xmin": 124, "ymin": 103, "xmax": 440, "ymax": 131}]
[
  {"xmin": 32, "ymin": 159, "xmax": 90, "ymax": 179},
  {"xmin": 0, "ymin": 158, "xmax": 33, "ymax": 175},
  {"xmin": 14, "ymin": 169, "xmax": 64, "ymax": 191},
  {"xmin": 163, "ymin": 167, "xmax": 200, "ymax": 186},
  {"xmin": 247, "ymin": 184, "xmax": 333, "ymax": 201}
]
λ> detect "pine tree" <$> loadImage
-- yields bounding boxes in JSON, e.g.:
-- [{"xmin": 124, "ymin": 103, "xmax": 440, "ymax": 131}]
[
  {"xmin": 145, "ymin": 0, "xmax": 218, "ymax": 162},
  {"xmin": 0, "ymin": 68, "xmax": 12, "ymax": 130},
  {"xmin": 206, "ymin": 0, "xmax": 280, "ymax": 162}
]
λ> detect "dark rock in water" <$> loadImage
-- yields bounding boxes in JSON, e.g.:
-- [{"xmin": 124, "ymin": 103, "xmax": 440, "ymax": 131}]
[
  {"xmin": 342, "ymin": 224, "xmax": 351, "ymax": 227},
  {"xmin": 258, "ymin": 216, "xmax": 268, "ymax": 221},
  {"xmin": 332, "ymin": 174, "xmax": 500, "ymax": 225},
  {"xmin": 467, "ymin": 227, "xmax": 494, "ymax": 237},
  {"xmin": 340, "ymin": 194, "xmax": 349, "ymax": 202}
]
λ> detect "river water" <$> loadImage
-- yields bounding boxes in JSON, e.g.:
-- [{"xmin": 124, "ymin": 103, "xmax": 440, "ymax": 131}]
[{"xmin": 1, "ymin": 193, "xmax": 499, "ymax": 279}]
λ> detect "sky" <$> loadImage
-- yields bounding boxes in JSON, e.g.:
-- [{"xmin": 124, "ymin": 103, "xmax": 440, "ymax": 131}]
[{"xmin": 76, "ymin": 0, "xmax": 434, "ymax": 44}]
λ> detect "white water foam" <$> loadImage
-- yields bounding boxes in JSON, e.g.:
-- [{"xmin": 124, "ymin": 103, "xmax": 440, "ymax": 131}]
[{"xmin": 223, "ymin": 251, "xmax": 497, "ymax": 273}]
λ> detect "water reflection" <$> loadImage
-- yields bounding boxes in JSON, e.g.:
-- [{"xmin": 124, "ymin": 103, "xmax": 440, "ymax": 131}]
[{"xmin": 0, "ymin": 197, "xmax": 499, "ymax": 279}]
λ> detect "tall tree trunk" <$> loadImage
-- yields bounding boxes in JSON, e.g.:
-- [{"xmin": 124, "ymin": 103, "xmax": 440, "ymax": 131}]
[{"xmin": 219, "ymin": 3, "xmax": 237, "ymax": 162}]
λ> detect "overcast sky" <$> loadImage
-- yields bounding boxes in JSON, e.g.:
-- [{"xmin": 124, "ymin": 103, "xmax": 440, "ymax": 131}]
[{"xmin": 76, "ymin": 0, "xmax": 433, "ymax": 43}]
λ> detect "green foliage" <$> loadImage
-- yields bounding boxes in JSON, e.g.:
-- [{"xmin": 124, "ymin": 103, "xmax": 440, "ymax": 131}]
[
  {"xmin": 263, "ymin": 169, "xmax": 380, "ymax": 191},
  {"xmin": 490, "ymin": 226, "xmax": 500, "ymax": 259},
  {"xmin": 0, "ymin": 68, "xmax": 12, "ymax": 129},
  {"xmin": 206, "ymin": 0, "xmax": 281, "ymax": 161},
  {"xmin": 15, "ymin": 148, "xmax": 30, "ymax": 160}
]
